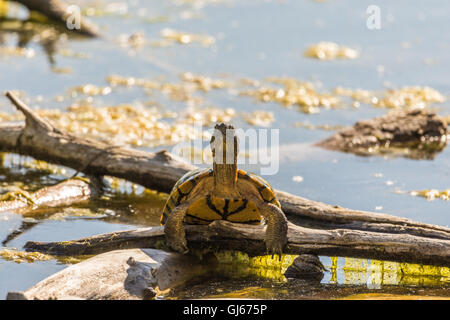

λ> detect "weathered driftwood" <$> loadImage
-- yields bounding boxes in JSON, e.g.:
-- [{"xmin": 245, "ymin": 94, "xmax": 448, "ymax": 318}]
[
  {"xmin": 1, "ymin": 92, "xmax": 196, "ymax": 194},
  {"xmin": 0, "ymin": 177, "xmax": 100, "ymax": 213},
  {"xmin": 317, "ymin": 109, "xmax": 448, "ymax": 160},
  {"xmin": 2, "ymin": 92, "xmax": 450, "ymax": 244},
  {"xmin": 6, "ymin": 248, "xmax": 214, "ymax": 300},
  {"xmin": 24, "ymin": 221, "xmax": 450, "ymax": 267},
  {"xmin": 11, "ymin": 0, "xmax": 100, "ymax": 37},
  {"xmin": 0, "ymin": 176, "xmax": 101, "ymax": 245}
]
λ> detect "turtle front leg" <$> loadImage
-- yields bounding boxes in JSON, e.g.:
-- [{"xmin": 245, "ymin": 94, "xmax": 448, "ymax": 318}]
[
  {"xmin": 164, "ymin": 202, "xmax": 191, "ymax": 254},
  {"xmin": 258, "ymin": 202, "xmax": 288, "ymax": 257}
]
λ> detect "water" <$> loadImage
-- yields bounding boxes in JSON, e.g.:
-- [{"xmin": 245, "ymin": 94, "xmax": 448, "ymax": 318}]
[{"xmin": 0, "ymin": 0, "xmax": 449, "ymax": 299}]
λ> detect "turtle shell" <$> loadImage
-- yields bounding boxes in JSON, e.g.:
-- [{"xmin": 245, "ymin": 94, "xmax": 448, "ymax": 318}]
[{"xmin": 161, "ymin": 168, "xmax": 281, "ymax": 225}]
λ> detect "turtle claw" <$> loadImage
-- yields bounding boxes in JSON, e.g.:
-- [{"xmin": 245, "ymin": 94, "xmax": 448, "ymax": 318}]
[
  {"xmin": 166, "ymin": 236, "xmax": 189, "ymax": 254},
  {"xmin": 265, "ymin": 239, "xmax": 284, "ymax": 259}
]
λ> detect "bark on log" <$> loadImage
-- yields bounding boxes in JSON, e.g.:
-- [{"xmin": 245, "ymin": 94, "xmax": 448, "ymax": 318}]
[
  {"xmin": 316, "ymin": 109, "xmax": 448, "ymax": 160},
  {"xmin": 0, "ymin": 177, "xmax": 100, "ymax": 213},
  {"xmin": 0, "ymin": 176, "xmax": 102, "ymax": 245},
  {"xmin": 11, "ymin": 0, "xmax": 100, "ymax": 37},
  {"xmin": 6, "ymin": 248, "xmax": 214, "ymax": 300},
  {"xmin": 24, "ymin": 221, "xmax": 450, "ymax": 267},
  {"xmin": 2, "ymin": 92, "xmax": 450, "ymax": 244}
]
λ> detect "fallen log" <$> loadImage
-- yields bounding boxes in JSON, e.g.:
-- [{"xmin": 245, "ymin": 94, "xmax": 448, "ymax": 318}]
[
  {"xmin": 2, "ymin": 92, "xmax": 450, "ymax": 244},
  {"xmin": 1, "ymin": 91, "xmax": 196, "ymax": 194},
  {"xmin": 316, "ymin": 109, "xmax": 448, "ymax": 160},
  {"xmin": 11, "ymin": 0, "xmax": 100, "ymax": 37},
  {"xmin": 0, "ymin": 177, "xmax": 100, "ymax": 214},
  {"xmin": 24, "ymin": 220, "xmax": 450, "ymax": 267},
  {"xmin": 0, "ymin": 176, "xmax": 102, "ymax": 245},
  {"xmin": 6, "ymin": 248, "xmax": 214, "ymax": 300}
]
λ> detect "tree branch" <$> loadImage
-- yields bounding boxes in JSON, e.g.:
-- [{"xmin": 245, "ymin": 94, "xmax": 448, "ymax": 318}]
[{"xmin": 24, "ymin": 221, "xmax": 450, "ymax": 267}]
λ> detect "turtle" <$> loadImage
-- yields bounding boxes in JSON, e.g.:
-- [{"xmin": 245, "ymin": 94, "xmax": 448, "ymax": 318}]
[{"xmin": 161, "ymin": 123, "xmax": 288, "ymax": 256}]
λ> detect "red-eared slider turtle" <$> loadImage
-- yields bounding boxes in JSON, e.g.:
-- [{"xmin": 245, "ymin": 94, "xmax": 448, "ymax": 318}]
[{"xmin": 161, "ymin": 123, "xmax": 288, "ymax": 255}]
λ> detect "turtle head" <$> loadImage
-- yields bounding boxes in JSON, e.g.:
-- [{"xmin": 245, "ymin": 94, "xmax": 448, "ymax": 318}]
[
  {"xmin": 210, "ymin": 123, "xmax": 239, "ymax": 197},
  {"xmin": 210, "ymin": 123, "xmax": 239, "ymax": 163}
]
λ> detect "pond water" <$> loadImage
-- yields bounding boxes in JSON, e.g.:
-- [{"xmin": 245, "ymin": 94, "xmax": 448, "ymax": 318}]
[{"xmin": 0, "ymin": 0, "xmax": 449, "ymax": 299}]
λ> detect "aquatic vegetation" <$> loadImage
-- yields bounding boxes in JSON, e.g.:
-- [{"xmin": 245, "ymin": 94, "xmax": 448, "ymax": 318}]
[
  {"xmin": 107, "ymin": 73, "xmax": 229, "ymax": 103},
  {"xmin": 410, "ymin": 189, "xmax": 450, "ymax": 201},
  {"xmin": 183, "ymin": 106, "xmax": 236, "ymax": 126},
  {"xmin": 106, "ymin": 74, "xmax": 160, "ymax": 89},
  {"xmin": 0, "ymin": 249, "xmax": 52, "ymax": 263},
  {"xmin": 0, "ymin": 99, "xmax": 267, "ymax": 148},
  {"xmin": 82, "ymin": 2, "xmax": 129, "ymax": 17},
  {"xmin": 0, "ymin": 46, "xmax": 35, "ymax": 58},
  {"xmin": 0, "ymin": 189, "xmax": 35, "ymax": 204},
  {"xmin": 46, "ymin": 207, "xmax": 106, "ymax": 221},
  {"xmin": 304, "ymin": 42, "xmax": 359, "ymax": 60},
  {"xmin": 157, "ymin": 28, "xmax": 215, "ymax": 47},
  {"xmin": 375, "ymin": 86, "xmax": 445, "ymax": 109},
  {"xmin": 69, "ymin": 84, "xmax": 112, "ymax": 97},
  {"xmin": 335, "ymin": 86, "xmax": 446, "ymax": 109},
  {"xmin": 293, "ymin": 121, "xmax": 344, "ymax": 131},
  {"xmin": 334, "ymin": 87, "xmax": 376, "ymax": 105},
  {"xmin": 50, "ymin": 66, "xmax": 73, "ymax": 74},
  {"xmin": 179, "ymin": 72, "xmax": 230, "ymax": 91},
  {"xmin": 22, "ymin": 159, "xmax": 69, "ymax": 176},
  {"xmin": 241, "ymin": 77, "xmax": 340, "ymax": 114},
  {"xmin": 242, "ymin": 110, "xmax": 275, "ymax": 127}
]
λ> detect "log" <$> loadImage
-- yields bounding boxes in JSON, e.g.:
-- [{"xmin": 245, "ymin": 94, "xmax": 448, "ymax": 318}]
[
  {"xmin": 0, "ymin": 176, "xmax": 102, "ymax": 245},
  {"xmin": 6, "ymin": 248, "xmax": 214, "ymax": 300},
  {"xmin": 24, "ymin": 220, "xmax": 450, "ymax": 267},
  {"xmin": 11, "ymin": 0, "xmax": 100, "ymax": 37},
  {"xmin": 0, "ymin": 177, "xmax": 100, "ymax": 213},
  {"xmin": 1, "ymin": 92, "xmax": 196, "ymax": 195},
  {"xmin": 316, "ymin": 109, "xmax": 448, "ymax": 160},
  {"xmin": 2, "ymin": 92, "xmax": 450, "ymax": 244}
]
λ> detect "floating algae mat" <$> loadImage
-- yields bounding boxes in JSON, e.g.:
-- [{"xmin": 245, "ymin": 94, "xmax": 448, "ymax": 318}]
[
  {"xmin": 304, "ymin": 42, "xmax": 359, "ymax": 60},
  {"xmin": 0, "ymin": 99, "xmax": 276, "ymax": 148},
  {"xmin": 0, "ymin": 249, "xmax": 90, "ymax": 265},
  {"xmin": 0, "ymin": 249, "xmax": 53, "ymax": 264},
  {"xmin": 0, "ymin": 104, "xmax": 233, "ymax": 147},
  {"xmin": 410, "ymin": 189, "xmax": 450, "ymax": 201},
  {"xmin": 335, "ymin": 86, "xmax": 446, "ymax": 109},
  {"xmin": 240, "ymin": 77, "xmax": 340, "ymax": 114},
  {"xmin": 241, "ymin": 77, "xmax": 446, "ymax": 113},
  {"xmin": 157, "ymin": 28, "xmax": 216, "ymax": 47}
]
